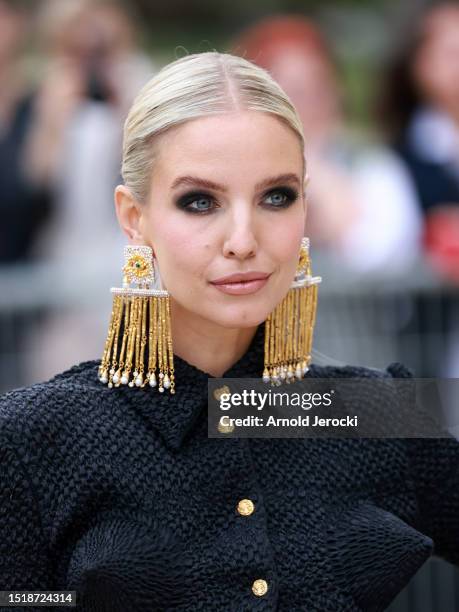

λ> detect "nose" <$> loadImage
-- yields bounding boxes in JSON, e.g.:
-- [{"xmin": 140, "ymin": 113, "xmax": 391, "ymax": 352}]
[{"xmin": 222, "ymin": 206, "xmax": 258, "ymax": 260}]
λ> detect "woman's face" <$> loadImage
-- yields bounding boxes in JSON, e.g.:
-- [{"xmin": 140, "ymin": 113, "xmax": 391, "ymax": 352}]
[
  {"xmin": 266, "ymin": 46, "xmax": 339, "ymax": 139},
  {"xmin": 413, "ymin": 6, "xmax": 459, "ymax": 113},
  {"xmin": 0, "ymin": 2, "xmax": 25, "ymax": 62},
  {"xmin": 131, "ymin": 111, "xmax": 306, "ymax": 331}
]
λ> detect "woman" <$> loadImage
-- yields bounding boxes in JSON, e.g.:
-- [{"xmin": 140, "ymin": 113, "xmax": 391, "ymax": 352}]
[
  {"xmin": 380, "ymin": 2, "xmax": 459, "ymax": 217},
  {"xmin": 1, "ymin": 51, "xmax": 459, "ymax": 612},
  {"xmin": 379, "ymin": 2, "xmax": 459, "ymax": 379},
  {"xmin": 0, "ymin": 0, "xmax": 52, "ymax": 264}
]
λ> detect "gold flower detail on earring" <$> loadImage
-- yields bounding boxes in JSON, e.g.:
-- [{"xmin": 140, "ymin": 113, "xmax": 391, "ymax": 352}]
[{"xmin": 123, "ymin": 252, "xmax": 154, "ymax": 284}]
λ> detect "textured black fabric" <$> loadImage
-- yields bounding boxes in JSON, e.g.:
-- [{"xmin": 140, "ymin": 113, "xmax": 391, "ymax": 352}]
[{"xmin": 1, "ymin": 322, "xmax": 459, "ymax": 611}]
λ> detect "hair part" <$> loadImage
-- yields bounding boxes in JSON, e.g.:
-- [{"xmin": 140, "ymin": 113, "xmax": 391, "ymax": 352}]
[{"xmin": 122, "ymin": 51, "xmax": 306, "ymax": 203}]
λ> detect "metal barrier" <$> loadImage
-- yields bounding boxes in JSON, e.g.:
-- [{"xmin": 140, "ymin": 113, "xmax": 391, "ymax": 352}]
[
  {"xmin": 314, "ymin": 288, "xmax": 459, "ymax": 378},
  {"xmin": 387, "ymin": 557, "xmax": 459, "ymax": 612}
]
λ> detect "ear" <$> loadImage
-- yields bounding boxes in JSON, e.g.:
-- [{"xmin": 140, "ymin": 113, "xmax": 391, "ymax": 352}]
[{"xmin": 114, "ymin": 185, "xmax": 145, "ymax": 244}]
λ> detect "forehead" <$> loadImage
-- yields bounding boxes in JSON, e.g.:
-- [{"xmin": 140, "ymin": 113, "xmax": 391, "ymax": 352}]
[
  {"xmin": 153, "ymin": 111, "xmax": 304, "ymax": 183},
  {"xmin": 424, "ymin": 9, "xmax": 459, "ymax": 42}
]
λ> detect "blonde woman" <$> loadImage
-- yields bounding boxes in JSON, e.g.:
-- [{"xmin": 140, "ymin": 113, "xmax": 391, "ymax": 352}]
[{"xmin": 1, "ymin": 52, "xmax": 459, "ymax": 611}]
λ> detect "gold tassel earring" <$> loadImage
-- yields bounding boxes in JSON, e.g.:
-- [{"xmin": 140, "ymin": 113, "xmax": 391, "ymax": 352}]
[
  {"xmin": 98, "ymin": 245, "xmax": 175, "ymax": 394},
  {"xmin": 263, "ymin": 237, "xmax": 321, "ymax": 385}
]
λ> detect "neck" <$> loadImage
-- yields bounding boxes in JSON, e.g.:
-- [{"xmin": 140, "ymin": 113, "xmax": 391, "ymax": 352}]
[{"xmin": 170, "ymin": 301, "xmax": 259, "ymax": 377}]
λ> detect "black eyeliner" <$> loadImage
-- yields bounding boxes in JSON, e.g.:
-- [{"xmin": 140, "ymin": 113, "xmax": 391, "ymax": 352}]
[
  {"xmin": 174, "ymin": 191, "xmax": 216, "ymax": 214},
  {"xmin": 175, "ymin": 191, "xmax": 213, "ymax": 207},
  {"xmin": 175, "ymin": 185, "xmax": 299, "ymax": 214},
  {"xmin": 263, "ymin": 186, "xmax": 299, "ymax": 207}
]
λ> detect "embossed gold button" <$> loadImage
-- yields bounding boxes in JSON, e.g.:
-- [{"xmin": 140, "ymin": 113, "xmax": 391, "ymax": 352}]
[
  {"xmin": 217, "ymin": 419, "xmax": 235, "ymax": 434},
  {"xmin": 252, "ymin": 579, "xmax": 268, "ymax": 597},
  {"xmin": 213, "ymin": 384, "xmax": 230, "ymax": 401},
  {"xmin": 237, "ymin": 499, "xmax": 255, "ymax": 516}
]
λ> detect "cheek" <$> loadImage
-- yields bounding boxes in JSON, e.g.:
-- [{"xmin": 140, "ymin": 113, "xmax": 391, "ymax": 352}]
[
  {"xmin": 151, "ymin": 216, "xmax": 210, "ymax": 281},
  {"xmin": 267, "ymin": 215, "xmax": 305, "ymax": 266}
]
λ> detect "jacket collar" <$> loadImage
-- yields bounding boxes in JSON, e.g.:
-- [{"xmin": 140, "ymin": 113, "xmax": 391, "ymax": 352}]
[
  {"xmin": 112, "ymin": 323, "xmax": 267, "ymax": 451},
  {"xmin": 56, "ymin": 323, "xmax": 332, "ymax": 452}
]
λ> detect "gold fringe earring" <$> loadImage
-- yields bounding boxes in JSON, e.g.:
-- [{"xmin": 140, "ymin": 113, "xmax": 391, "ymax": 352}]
[
  {"xmin": 98, "ymin": 245, "xmax": 175, "ymax": 394},
  {"xmin": 263, "ymin": 237, "xmax": 321, "ymax": 385}
]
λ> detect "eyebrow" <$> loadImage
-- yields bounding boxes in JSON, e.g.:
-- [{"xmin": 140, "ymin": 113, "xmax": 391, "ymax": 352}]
[{"xmin": 171, "ymin": 173, "xmax": 301, "ymax": 192}]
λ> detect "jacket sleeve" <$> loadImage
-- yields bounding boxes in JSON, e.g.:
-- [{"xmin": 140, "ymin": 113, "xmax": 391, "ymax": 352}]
[{"xmin": 0, "ymin": 436, "xmax": 53, "ymax": 590}]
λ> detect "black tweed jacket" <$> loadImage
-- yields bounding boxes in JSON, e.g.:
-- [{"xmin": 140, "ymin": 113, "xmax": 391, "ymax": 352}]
[{"xmin": 1, "ymin": 323, "xmax": 459, "ymax": 612}]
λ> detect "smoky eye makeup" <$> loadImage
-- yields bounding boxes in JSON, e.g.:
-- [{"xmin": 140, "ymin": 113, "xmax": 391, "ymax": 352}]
[
  {"xmin": 263, "ymin": 186, "xmax": 299, "ymax": 207},
  {"xmin": 174, "ymin": 191, "xmax": 216, "ymax": 213},
  {"xmin": 174, "ymin": 185, "xmax": 300, "ymax": 214}
]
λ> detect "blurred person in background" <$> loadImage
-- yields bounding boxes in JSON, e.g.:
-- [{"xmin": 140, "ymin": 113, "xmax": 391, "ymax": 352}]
[
  {"xmin": 380, "ymin": 2, "xmax": 459, "ymax": 283},
  {"xmin": 23, "ymin": 0, "xmax": 156, "ymax": 383},
  {"xmin": 231, "ymin": 15, "xmax": 423, "ymax": 276},
  {"xmin": 0, "ymin": 0, "xmax": 54, "ymax": 391},
  {"xmin": 380, "ymin": 2, "xmax": 459, "ymax": 378},
  {"xmin": 381, "ymin": 2, "xmax": 459, "ymax": 220},
  {"xmin": 28, "ymin": 0, "xmax": 154, "ymax": 261},
  {"xmin": 0, "ymin": 0, "xmax": 52, "ymax": 263}
]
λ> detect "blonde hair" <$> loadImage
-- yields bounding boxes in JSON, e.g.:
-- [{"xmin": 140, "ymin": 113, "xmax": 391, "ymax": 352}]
[{"xmin": 122, "ymin": 51, "xmax": 305, "ymax": 202}]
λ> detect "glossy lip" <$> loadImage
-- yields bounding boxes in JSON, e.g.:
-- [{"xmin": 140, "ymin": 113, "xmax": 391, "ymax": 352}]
[
  {"xmin": 210, "ymin": 271, "xmax": 271, "ymax": 284},
  {"xmin": 209, "ymin": 272, "xmax": 272, "ymax": 296}
]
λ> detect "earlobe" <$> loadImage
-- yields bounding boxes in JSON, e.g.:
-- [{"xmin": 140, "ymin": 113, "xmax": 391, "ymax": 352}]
[{"xmin": 114, "ymin": 185, "xmax": 144, "ymax": 243}]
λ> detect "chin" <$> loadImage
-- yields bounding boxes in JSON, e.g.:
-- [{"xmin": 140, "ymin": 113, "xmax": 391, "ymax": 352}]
[{"xmin": 209, "ymin": 304, "xmax": 271, "ymax": 329}]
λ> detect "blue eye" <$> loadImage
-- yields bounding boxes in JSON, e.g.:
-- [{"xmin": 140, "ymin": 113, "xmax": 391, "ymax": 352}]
[
  {"xmin": 175, "ymin": 186, "xmax": 298, "ymax": 215},
  {"xmin": 188, "ymin": 197, "xmax": 214, "ymax": 212},
  {"xmin": 265, "ymin": 191, "xmax": 287, "ymax": 206},
  {"xmin": 264, "ymin": 188, "xmax": 298, "ymax": 208},
  {"xmin": 176, "ymin": 192, "xmax": 217, "ymax": 214}
]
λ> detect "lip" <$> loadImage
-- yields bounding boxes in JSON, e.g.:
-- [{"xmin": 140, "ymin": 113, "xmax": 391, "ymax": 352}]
[
  {"xmin": 210, "ymin": 271, "xmax": 271, "ymax": 296},
  {"xmin": 211, "ymin": 271, "xmax": 271, "ymax": 284}
]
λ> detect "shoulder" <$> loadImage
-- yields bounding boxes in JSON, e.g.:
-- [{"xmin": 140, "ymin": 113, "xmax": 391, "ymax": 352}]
[
  {"xmin": 308, "ymin": 361, "xmax": 414, "ymax": 380},
  {"xmin": 307, "ymin": 361, "xmax": 414, "ymax": 416},
  {"xmin": 0, "ymin": 360, "xmax": 104, "ymax": 445}
]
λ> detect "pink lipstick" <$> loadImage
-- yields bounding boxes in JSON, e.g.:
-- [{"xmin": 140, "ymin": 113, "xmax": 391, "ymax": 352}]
[{"xmin": 210, "ymin": 271, "xmax": 271, "ymax": 295}]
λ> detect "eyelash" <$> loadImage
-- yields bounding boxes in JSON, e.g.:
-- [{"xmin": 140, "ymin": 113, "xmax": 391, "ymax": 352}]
[{"xmin": 176, "ymin": 187, "xmax": 299, "ymax": 215}]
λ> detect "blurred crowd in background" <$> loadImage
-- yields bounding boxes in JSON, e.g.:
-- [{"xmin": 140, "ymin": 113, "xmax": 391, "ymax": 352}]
[{"xmin": 1, "ymin": 0, "xmax": 459, "ymax": 392}]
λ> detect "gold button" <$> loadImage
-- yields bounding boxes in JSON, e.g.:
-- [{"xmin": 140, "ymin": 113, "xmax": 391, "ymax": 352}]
[
  {"xmin": 237, "ymin": 499, "xmax": 255, "ymax": 516},
  {"xmin": 217, "ymin": 419, "xmax": 235, "ymax": 434},
  {"xmin": 252, "ymin": 579, "xmax": 268, "ymax": 597},
  {"xmin": 213, "ymin": 384, "xmax": 231, "ymax": 401}
]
